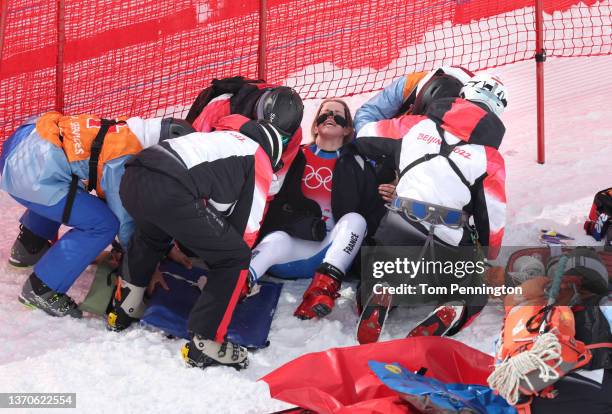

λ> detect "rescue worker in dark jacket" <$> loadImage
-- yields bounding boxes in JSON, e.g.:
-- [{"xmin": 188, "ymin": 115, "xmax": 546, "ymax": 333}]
[{"xmin": 108, "ymin": 89, "xmax": 304, "ymax": 371}]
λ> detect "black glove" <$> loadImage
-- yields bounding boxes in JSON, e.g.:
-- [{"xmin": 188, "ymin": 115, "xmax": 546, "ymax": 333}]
[{"xmin": 284, "ymin": 216, "xmax": 326, "ymax": 242}]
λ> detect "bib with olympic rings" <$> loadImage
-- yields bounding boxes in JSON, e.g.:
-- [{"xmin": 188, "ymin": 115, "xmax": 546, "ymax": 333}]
[{"xmin": 301, "ymin": 145, "xmax": 338, "ymax": 230}]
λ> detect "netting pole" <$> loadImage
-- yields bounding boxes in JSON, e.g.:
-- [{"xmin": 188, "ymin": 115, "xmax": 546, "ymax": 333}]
[
  {"xmin": 55, "ymin": 0, "xmax": 66, "ymax": 113},
  {"xmin": 257, "ymin": 0, "xmax": 267, "ymax": 81},
  {"xmin": 535, "ymin": 0, "xmax": 546, "ymax": 164},
  {"xmin": 0, "ymin": 0, "xmax": 9, "ymax": 72}
]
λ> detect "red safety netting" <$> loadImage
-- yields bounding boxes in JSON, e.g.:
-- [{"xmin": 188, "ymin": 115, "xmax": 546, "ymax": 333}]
[
  {"xmin": 1, "ymin": 0, "xmax": 610, "ymax": 151},
  {"xmin": 544, "ymin": 0, "xmax": 612, "ymax": 57}
]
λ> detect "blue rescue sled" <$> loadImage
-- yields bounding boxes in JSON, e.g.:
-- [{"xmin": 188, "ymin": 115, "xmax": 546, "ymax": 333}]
[{"xmin": 141, "ymin": 261, "xmax": 282, "ymax": 349}]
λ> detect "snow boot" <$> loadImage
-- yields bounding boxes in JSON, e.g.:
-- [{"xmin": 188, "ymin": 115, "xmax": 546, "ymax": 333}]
[
  {"xmin": 9, "ymin": 225, "xmax": 51, "ymax": 268},
  {"xmin": 407, "ymin": 301, "xmax": 466, "ymax": 337},
  {"xmin": 106, "ymin": 277, "xmax": 146, "ymax": 331},
  {"xmin": 181, "ymin": 335, "xmax": 248, "ymax": 371},
  {"xmin": 294, "ymin": 263, "xmax": 342, "ymax": 320},
  {"xmin": 18, "ymin": 273, "xmax": 82, "ymax": 318}
]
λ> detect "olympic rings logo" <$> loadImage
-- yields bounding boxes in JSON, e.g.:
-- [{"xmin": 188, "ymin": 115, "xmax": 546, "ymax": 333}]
[{"xmin": 303, "ymin": 165, "xmax": 333, "ymax": 191}]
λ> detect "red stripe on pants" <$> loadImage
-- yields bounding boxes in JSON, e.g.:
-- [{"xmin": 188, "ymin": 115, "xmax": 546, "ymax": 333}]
[{"xmin": 214, "ymin": 268, "xmax": 249, "ymax": 343}]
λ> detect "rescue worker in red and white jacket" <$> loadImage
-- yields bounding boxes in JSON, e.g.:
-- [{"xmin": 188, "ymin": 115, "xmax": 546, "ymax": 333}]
[
  {"xmin": 355, "ymin": 73, "xmax": 508, "ymax": 338},
  {"xmin": 356, "ymin": 73, "xmax": 507, "ymax": 259}
]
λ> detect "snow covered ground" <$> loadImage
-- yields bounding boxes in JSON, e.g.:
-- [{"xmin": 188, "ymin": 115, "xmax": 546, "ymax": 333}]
[{"xmin": 1, "ymin": 53, "xmax": 611, "ymax": 414}]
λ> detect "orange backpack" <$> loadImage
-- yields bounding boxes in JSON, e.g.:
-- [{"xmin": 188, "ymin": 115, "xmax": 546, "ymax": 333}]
[
  {"xmin": 489, "ymin": 251, "xmax": 612, "ymax": 414},
  {"xmin": 490, "ymin": 303, "xmax": 593, "ymax": 411},
  {"xmin": 36, "ymin": 112, "xmax": 142, "ymax": 197}
]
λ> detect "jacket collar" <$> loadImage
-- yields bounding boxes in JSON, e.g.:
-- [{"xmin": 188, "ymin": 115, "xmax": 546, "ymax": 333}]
[{"xmin": 211, "ymin": 114, "xmax": 275, "ymax": 162}]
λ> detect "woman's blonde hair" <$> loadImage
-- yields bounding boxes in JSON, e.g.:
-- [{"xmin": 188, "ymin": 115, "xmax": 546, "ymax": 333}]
[{"xmin": 309, "ymin": 98, "xmax": 354, "ymax": 145}]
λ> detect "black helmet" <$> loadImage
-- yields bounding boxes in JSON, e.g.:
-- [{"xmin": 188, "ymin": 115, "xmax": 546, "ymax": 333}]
[
  {"xmin": 412, "ymin": 74, "xmax": 464, "ymax": 115},
  {"xmin": 160, "ymin": 118, "xmax": 196, "ymax": 141},
  {"xmin": 254, "ymin": 86, "xmax": 304, "ymax": 136}
]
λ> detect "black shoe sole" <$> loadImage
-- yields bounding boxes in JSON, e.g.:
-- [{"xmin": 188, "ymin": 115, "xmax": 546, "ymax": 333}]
[
  {"xmin": 312, "ymin": 303, "xmax": 332, "ymax": 318},
  {"xmin": 294, "ymin": 303, "xmax": 332, "ymax": 320},
  {"xmin": 8, "ymin": 259, "xmax": 34, "ymax": 269},
  {"xmin": 182, "ymin": 344, "xmax": 248, "ymax": 371},
  {"xmin": 106, "ymin": 311, "xmax": 136, "ymax": 332},
  {"xmin": 18, "ymin": 295, "xmax": 38, "ymax": 310},
  {"xmin": 184, "ymin": 357, "xmax": 249, "ymax": 371},
  {"xmin": 18, "ymin": 294, "xmax": 82, "ymax": 318}
]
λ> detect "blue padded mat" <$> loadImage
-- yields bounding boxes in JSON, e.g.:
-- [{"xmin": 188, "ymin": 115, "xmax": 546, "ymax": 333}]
[{"xmin": 141, "ymin": 261, "xmax": 282, "ymax": 349}]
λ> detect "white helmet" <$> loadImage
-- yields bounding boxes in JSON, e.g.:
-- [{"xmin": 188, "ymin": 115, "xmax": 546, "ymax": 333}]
[{"xmin": 460, "ymin": 73, "xmax": 508, "ymax": 117}]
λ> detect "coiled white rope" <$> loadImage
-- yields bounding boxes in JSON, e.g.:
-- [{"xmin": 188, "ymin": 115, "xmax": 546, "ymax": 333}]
[
  {"xmin": 508, "ymin": 255, "xmax": 546, "ymax": 284},
  {"xmin": 488, "ymin": 332, "xmax": 562, "ymax": 405}
]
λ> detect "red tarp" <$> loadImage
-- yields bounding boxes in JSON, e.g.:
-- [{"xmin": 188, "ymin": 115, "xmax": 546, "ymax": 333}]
[{"xmin": 261, "ymin": 336, "xmax": 495, "ymax": 414}]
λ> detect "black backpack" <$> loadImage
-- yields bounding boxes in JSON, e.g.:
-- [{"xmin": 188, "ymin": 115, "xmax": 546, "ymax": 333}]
[
  {"xmin": 185, "ymin": 76, "xmax": 267, "ymax": 125},
  {"xmin": 584, "ymin": 187, "xmax": 612, "ymax": 242},
  {"xmin": 574, "ymin": 295, "xmax": 612, "ymax": 371}
]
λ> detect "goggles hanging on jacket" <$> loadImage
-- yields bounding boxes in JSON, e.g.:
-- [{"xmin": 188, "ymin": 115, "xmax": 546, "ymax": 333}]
[{"xmin": 388, "ymin": 197, "xmax": 468, "ymax": 229}]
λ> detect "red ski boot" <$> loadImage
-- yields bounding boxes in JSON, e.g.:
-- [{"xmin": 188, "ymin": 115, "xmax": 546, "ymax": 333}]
[
  {"xmin": 407, "ymin": 302, "xmax": 466, "ymax": 337},
  {"xmin": 356, "ymin": 283, "xmax": 392, "ymax": 344},
  {"xmin": 294, "ymin": 263, "xmax": 343, "ymax": 320},
  {"xmin": 357, "ymin": 306, "xmax": 387, "ymax": 344}
]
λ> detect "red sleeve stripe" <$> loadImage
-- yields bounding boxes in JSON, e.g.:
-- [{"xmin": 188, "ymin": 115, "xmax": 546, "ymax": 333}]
[
  {"xmin": 484, "ymin": 146, "xmax": 506, "ymax": 202},
  {"xmin": 483, "ymin": 147, "xmax": 506, "ymax": 260},
  {"xmin": 488, "ymin": 228, "xmax": 504, "ymax": 260},
  {"xmin": 244, "ymin": 146, "xmax": 273, "ymax": 248}
]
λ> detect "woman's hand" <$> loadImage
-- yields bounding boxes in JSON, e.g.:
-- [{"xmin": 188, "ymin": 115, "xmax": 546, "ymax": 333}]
[{"xmin": 378, "ymin": 183, "xmax": 397, "ymax": 202}]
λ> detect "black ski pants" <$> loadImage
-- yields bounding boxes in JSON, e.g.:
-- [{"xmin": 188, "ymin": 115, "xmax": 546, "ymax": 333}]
[
  {"xmin": 371, "ymin": 210, "xmax": 486, "ymax": 331},
  {"xmin": 119, "ymin": 162, "xmax": 250, "ymax": 342}
]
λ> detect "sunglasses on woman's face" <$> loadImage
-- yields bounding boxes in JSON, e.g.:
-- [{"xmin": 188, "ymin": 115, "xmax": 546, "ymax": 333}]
[{"xmin": 316, "ymin": 111, "xmax": 348, "ymax": 128}]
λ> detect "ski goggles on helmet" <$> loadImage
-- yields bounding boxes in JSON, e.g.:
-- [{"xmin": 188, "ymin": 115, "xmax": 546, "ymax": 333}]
[
  {"xmin": 387, "ymin": 197, "xmax": 468, "ymax": 229},
  {"xmin": 280, "ymin": 133, "xmax": 291, "ymax": 148},
  {"xmin": 270, "ymin": 128, "xmax": 291, "ymax": 149},
  {"xmin": 270, "ymin": 125, "xmax": 292, "ymax": 149},
  {"xmin": 316, "ymin": 111, "xmax": 348, "ymax": 128}
]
